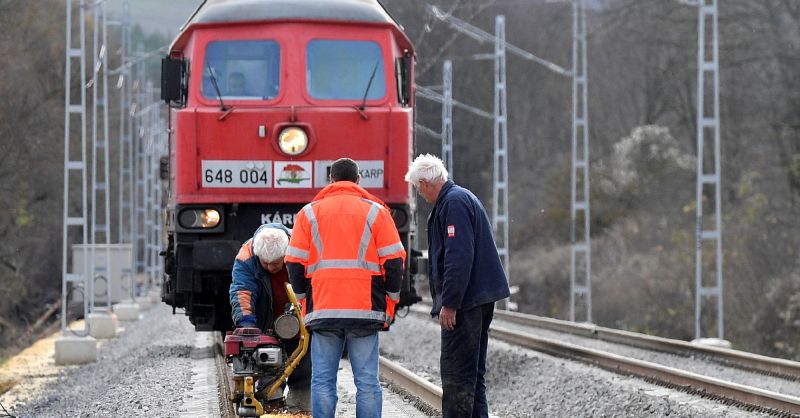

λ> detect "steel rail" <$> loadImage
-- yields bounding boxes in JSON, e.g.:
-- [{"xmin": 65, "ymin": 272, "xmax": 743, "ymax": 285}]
[
  {"xmin": 491, "ymin": 326, "xmax": 800, "ymax": 415},
  {"xmin": 379, "ymin": 356, "xmax": 443, "ymax": 413},
  {"xmin": 214, "ymin": 333, "xmax": 237, "ymax": 418},
  {"xmin": 491, "ymin": 308, "xmax": 800, "ymax": 381}
]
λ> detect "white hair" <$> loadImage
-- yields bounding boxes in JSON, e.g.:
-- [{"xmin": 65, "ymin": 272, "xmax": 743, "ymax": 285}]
[
  {"xmin": 404, "ymin": 153, "xmax": 449, "ymax": 187},
  {"xmin": 252, "ymin": 228, "xmax": 289, "ymax": 262}
]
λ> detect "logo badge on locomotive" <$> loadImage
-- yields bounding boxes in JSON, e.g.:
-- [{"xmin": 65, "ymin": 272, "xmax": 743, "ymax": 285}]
[
  {"xmin": 314, "ymin": 160, "xmax": 384, "ymax": 188},
  {"xmin": 261, "ymin": 212, "xmax": 296, "ymax": 227},
  {"xmin": 274, "ymin": 161, "xmax": 312, "ymax": 188}
]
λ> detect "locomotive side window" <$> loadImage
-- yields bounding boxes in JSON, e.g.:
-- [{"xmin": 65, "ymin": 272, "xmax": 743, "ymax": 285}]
[
  {"xmin": 201, "ymin": 40, "xmax": 280, "ymax": 101},
  {"xmin": 306, "ymin": 40, "xmax": 386, "ymax": 101}
]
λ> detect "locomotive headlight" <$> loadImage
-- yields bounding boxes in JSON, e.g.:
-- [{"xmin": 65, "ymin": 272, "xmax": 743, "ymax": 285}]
[
  {"xmin": 278, "ymin": 127, "xmax": 308, "ymax": 156},
  {"xmin": 178, "ymin": 208, "xmax": 221, "ymax": 229},
  {"xmin": 199, "ymin": 209, "xmax": 221, "ymax": 227}
]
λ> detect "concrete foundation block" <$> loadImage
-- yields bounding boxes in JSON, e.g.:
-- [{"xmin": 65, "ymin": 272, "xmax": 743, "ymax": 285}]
[
  {"xmin": 149, "ymin": 290, "xmax": 162, "ymax": 304},
  {"xmin": 136, "ymin": 297, "xmax": 153, "ymax": 310},
  {"xmin": 54, "ymin": 334, "xmax": 97, "ymax": 365},
  {"xmin": 87, "ymin": 312, "xmax": 117, "ymax": 339},
  {"xmin": 691, "ymin": 338, "xmax": 732, "ymax": 349},
  {"xmin": 113, "ymin": 301, "xmax": 140, "ymax": 321}
]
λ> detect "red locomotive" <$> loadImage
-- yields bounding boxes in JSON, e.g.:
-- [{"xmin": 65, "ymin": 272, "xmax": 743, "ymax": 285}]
[{"xmin": 160, "ymin": 0, "xmax": 421, "ymax": 331}]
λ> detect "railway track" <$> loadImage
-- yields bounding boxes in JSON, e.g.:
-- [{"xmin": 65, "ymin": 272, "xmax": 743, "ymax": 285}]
[
  {"xmin": 492, "ymin": 308, "xmax": 800, "ymax": 381},
  {"xmin": 414, "ymin": 304, "xmax": 800, "ymax": 416},
  {"xmin": 379, "ymin": 356, "xmax": 443, "ymax": 413},
  {"xmin": 213, "ymin": 333, "xmax": 237, "ymax": 418}
]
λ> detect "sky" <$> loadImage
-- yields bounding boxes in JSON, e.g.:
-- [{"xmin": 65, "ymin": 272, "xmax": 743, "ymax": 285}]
[{"xmin": 105, "ymin": 0, "xmax": 204, "ymax": 37}]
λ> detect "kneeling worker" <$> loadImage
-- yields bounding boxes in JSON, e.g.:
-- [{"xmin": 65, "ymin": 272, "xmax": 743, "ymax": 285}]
[{"xmin": 229, "ymin": 222, "xmax": 312, "ymax": 409}]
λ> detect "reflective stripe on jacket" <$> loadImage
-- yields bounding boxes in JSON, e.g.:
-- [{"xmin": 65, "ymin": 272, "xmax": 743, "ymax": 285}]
[{"xmin": 285, "ymin": 181, "xmax": 406, "ymax": 330}]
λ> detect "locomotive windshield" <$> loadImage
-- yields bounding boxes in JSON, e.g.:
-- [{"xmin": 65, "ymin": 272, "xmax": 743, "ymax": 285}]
[
  {"xmin": 306, "ymin": 40, "xmax": 386, "ymax": 101},
  {"xmin": 201, "ymin": 40, "xmax": 280, "ymax": 100}
]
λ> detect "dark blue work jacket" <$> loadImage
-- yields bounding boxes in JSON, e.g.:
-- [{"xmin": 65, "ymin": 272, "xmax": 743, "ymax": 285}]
[{"xmin": 426, "ymin": 180, "xmax": 510, "ymax": 317}]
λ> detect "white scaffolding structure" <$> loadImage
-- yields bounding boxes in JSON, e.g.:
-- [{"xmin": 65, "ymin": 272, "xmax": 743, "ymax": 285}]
[
  {"xmin": 61, "ymin": 0, "xmax": 90, "ymax": 333},
  {"xmin": 441, "ymin": 60, "xmax": 454, "ymax": 178},
  {"xmin": 688, "ymin": 0, "xmax": 724, "ymax": 340},
  {"xmin": 569, "ymin": 0, "xmax": 591, "ymax": 323},
  {"xmin": 115, "ymin": 2, "xmax": 136, "ymax": 301},
  {"xmin": 492, "ymin": 16, "xmax": 511, "ymax": 289},
  {"xmin": 116, "ymin": 2, "xmax": 132, "ymax": 245},
  {"xmin": 89, "ymin": 0, "xmax": 113, "ymax": 312},
  {"xmin": 133, "ymin": 44, "xmax": 146, "ymax": 296}
]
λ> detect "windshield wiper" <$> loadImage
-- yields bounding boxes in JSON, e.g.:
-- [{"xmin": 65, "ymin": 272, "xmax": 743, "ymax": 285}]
[
  {"xmin": 359, "ymin": 60, "xmax": 380, "ymax": 111},
  {"xmin": 205, "ymin": 62, "xmax": 228, "ymax": 111}
]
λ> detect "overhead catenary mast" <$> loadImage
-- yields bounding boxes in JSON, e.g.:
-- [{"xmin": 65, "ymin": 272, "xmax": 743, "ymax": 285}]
[{"xmin": 679, "ymin": 0, "xmax": 724, "ymax": 341}]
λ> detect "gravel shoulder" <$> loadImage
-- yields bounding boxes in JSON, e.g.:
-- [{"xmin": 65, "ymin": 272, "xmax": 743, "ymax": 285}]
[
  {"xmin": 9, "ymin": 305, "xmax": 197, "ymax": 418},
  {"xmin": 380, "ymin": 311, "xmax": 772, "ymax": 418}
]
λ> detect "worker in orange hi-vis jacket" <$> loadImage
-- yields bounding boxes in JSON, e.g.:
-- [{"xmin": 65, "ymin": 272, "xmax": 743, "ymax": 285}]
[{"xmin": 285, "ymin": 157, "xmax": 405, "ymax": 418}]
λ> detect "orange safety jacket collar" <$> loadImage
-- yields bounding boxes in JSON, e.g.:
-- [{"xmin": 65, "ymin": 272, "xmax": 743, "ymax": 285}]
[{"xmin": 311, "ymin": 181, "xmax": 391, "ymax": 211}]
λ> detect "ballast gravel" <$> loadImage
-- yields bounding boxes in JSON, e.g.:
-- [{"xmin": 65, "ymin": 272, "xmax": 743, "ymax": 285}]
[
  {"xmin": 380, "ymin": 310, "xmax": 773, "ymax": 418},
  {"xmin": 11, "ymin": 304, "xmax": 197, "ymax": 418}
]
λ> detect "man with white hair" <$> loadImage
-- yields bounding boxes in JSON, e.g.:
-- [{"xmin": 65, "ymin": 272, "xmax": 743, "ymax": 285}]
[
  {"xmin": 405, "ymin": 154, "xmax": 510, "ymax": 418},
  {"xmin": 229, "ymin": 222, "xmax": 311, "ymax": 407}
]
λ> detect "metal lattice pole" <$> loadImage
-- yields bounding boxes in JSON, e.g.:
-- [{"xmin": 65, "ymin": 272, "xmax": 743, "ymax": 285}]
[
  {"xmin": 493, "ymin": 16, "xmax": 511, "ymax": 306},
  {"xmin": 61, "ymin": 0, "xmax": 89, "ymax": 333},
  {"xmin": 117, "ymin": 2, "xmax": 131, "ymax": 244},
  {"xmin": 143, "ymin": 81, "xmax": 155, "ymax": 294},
  {"xmin": 114, "ymin": 2, "xmax": 136, "ymax": 301},
  {"xmin": 153, "ymin": 117, "xmax": 165, "ymax": 286},
  {"xmin": 570, "ymin": 0, "xmax": 591, "ymax": 323},
  {"xmin": 133, "ymin": 43, "xmax": 146, "ymax": 297},
  {"xmin": 694, "ymin": 0, "xmax": 723, "ymax": 340},
  {"xmin": 89, "ymin": 0, "xmax": 112, "ymax": 312},
  {"xmin": 145, "ymin": 81, "xmax": 159, "ymax": 293},
  {"xmin": 441, "ymin": 60, "xmax": 454, "ymax": 178}
]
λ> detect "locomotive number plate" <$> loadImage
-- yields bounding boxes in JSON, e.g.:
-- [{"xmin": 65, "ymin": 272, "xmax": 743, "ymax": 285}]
[{"xmin": 201, "ymin": 160, "xmax": 272, "ymax": 188}]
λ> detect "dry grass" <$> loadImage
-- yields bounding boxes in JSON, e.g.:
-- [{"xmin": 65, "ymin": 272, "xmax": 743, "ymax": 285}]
[{"xmin": 0, "ymin": 378, "xmax": 17, "ymax": 396}]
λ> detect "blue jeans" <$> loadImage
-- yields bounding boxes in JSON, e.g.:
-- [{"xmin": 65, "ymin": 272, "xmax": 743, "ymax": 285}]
[
  {"xmin": 311, "ymin": 329, "xmax": 382, "ymax": 418},
  {"xmin": 440, "ymin": 302, "xmax": 494, "ymax": 418}
]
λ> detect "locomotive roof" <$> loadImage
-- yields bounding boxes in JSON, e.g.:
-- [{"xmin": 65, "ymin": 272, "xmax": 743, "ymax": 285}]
[{"xmin": 182, "ymin": 0, "xmax": 399, "ymax": 29}]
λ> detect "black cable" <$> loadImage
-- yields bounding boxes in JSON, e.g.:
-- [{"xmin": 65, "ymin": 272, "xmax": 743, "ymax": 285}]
[{"xmin": 0, "ymin": 399, "xmax": 18, "ymax": 418}]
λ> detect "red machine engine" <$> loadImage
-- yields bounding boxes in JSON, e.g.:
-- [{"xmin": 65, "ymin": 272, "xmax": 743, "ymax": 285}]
[
  {"xmin": 225, "ymin": 328, "xmax": 283, "ymax": 376},
  {"xmin": 223, "ymin": 284, "xmax": 308, "ymax": 417}
]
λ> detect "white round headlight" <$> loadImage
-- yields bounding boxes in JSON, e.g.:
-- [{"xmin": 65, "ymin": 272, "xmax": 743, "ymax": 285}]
[
  {"xmin": 178, "ymin": 208, "xmax": 221, "ymax": 229},
  {"xmin": 199, "ymin": 209, "xmax": 221, "ymax": 228},
  {"xmin": 278, "ymin": 127, "xmax": 308, "ymax": 156}
]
